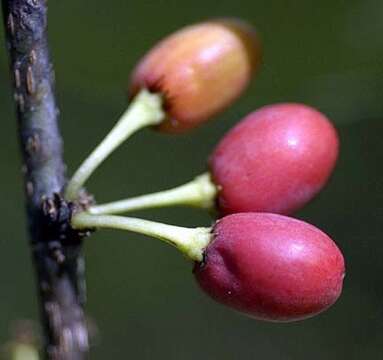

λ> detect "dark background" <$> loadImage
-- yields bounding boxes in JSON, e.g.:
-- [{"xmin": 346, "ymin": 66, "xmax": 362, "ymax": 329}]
[{"xmin": 1, "ymin": 0, "xmax": 382, "ymax": 358}]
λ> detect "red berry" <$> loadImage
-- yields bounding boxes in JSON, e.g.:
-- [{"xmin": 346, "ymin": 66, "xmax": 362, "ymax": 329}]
[
  {"xmin": 209, "ymin": 103, "xmax": 339, "ymax": 215},
  {"xmin": 194, "ymin": 213, "xmax": 345, "ymax": 322},
  {"xmin": 130, "ymin": 19, "xmax": 261, "ymax": 133}
]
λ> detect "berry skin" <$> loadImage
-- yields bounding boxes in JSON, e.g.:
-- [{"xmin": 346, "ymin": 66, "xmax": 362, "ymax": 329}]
[
  {"xmin": 130, "ymin": 19, "xmax": 261, "ymax": 133},
  {"xmin": 209, "ymin": 103, "xmax": 339, "ymax": 215},
  {"xmin": 194, "ymin": 213, "xmax": 345, "ymax": 322}
]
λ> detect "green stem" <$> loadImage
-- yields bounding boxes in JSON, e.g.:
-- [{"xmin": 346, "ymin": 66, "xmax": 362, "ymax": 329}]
[
  {"xmin": 65, "ymin": 89, "xmax": 165, "ymax": 201},
  {"xmin": 71, "ymin": 212, "xmax": 212, "ymax": 262},
  {"xmin": 88, "ymin": 173, "xmax": 217, "ymax": 215}
]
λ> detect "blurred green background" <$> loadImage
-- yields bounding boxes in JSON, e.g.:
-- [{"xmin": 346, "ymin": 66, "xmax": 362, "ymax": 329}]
[{"xmin": 1, "ymin": 0, "xmax": 383, "ymax": 358}]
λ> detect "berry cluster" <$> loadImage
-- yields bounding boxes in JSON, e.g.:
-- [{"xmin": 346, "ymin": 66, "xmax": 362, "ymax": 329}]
[{"xmin": 67, "ymin": 19, "xmax": 345, "ymax": 322}]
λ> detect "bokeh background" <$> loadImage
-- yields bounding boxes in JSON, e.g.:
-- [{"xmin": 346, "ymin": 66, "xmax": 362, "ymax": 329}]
[{"xmin": 1, "ymin": 0, "xmax": 383, "ymax": 358}]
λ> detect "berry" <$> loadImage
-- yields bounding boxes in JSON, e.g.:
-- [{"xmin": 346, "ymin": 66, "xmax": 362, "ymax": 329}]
[
  {"xmin": 210, "ymin": 103, "xmax": 339, "ymax": 215},
  {"xmin": 194, "ymin": 213, "xmax": 345, "ymax": 322},
  {"xmin": 130, "ymin": 19, "xmax": 261, "ymax": 133}
]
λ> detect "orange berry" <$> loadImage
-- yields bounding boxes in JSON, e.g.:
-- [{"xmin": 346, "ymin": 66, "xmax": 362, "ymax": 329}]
[{"xmin": 130, "ymin": 19, "xmax": 261, "ymax": 133}]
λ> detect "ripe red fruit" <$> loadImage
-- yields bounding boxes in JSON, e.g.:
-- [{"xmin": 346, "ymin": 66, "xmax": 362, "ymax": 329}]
[
  {"xmin": 210, "ymin": 103, "xmax": 339, "ymax": 215},
  {"xmin": 130, "ymin": 19, "xmax": 261, "ymax": 133},
  {"xmin": 194, "ymin": 213, "xmax": 345, "ymax": 322}
]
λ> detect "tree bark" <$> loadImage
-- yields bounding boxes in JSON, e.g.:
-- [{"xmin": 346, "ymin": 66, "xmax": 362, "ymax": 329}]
[{"xmin": 1, "ymin": 1, "xmax": 89, "ymax": 358}]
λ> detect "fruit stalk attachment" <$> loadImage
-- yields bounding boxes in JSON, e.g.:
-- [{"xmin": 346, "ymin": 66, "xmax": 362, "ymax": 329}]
[
  {"xmin": 72, "ymin": 212, "xmax": 212, "ymax": 261},
  {"xmin": 88, "ymin": 173, "xmax": 217, "ymax": 215},
  {"xmin": 65, "ymin": 90, "xmax": 165, "ymax": 201}
]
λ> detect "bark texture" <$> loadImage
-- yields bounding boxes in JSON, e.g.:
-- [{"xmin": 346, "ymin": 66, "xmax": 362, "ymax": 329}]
[{"xmin": 1, "ymin": 1, "xmax": 89, "ymax": 358}]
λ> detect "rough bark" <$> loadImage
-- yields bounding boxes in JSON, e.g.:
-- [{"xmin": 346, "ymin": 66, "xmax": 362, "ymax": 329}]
[{"xmin": 1, "ymin": 1, "xmax": 89, "ymax": 358}]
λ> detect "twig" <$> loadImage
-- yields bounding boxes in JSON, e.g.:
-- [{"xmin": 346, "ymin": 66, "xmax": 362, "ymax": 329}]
[{"xmin": 1, "ymin": 1, "xmax": 89, "ymax": 358}]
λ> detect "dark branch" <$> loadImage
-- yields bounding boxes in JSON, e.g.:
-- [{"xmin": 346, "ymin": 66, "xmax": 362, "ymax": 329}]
[{"xmin": 1, "ymin": 0, "xmax": 89, "ymax": 358}]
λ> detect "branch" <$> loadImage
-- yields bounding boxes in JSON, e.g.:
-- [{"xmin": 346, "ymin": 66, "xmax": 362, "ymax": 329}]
[{"xmin": 1, "ymin": 1, "xmax": 89, "ymax": 358}]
